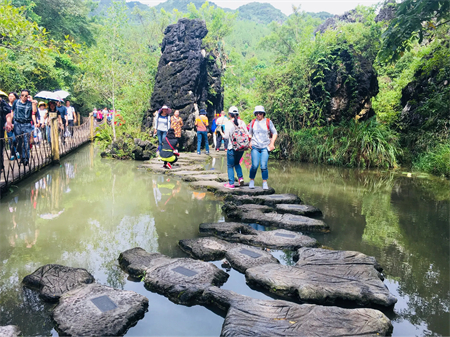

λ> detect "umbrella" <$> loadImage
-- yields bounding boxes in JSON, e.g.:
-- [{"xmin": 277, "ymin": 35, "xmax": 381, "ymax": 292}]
[
  {"xmin": 35, "ymin": 91, "xmax": 63, "ymax": 102},
  {"xmin": 0, "ymin": 90, "xmax": 7, "ymax": 97},
  {"xmin": 54, "ymin": 90, "xmax": 70, "ymax": 99}
]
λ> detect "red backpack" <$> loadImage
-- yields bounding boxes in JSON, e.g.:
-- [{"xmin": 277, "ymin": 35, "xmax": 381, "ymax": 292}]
[{"xmin": 251, "ymin": 118, "xmax": 272, "ymax": 138}]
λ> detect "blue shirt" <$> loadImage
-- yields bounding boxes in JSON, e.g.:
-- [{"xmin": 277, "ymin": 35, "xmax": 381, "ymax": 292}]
[{"xmin": 57, "ymin": 106, "xmax": 67, "ymax": 120}]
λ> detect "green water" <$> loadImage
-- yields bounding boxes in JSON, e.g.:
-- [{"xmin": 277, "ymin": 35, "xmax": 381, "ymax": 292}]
[{"xmin": 0, "ymin": 146, "xmax": 449, "ymax": 336}]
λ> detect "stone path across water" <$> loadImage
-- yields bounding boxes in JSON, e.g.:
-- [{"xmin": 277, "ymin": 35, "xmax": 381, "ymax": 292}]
[
  {"xmin": 224, "ymin": 193, "xmax": 302, "ymax": 206},
  {"xmin": 190, "ymin": 180, "xmax": 276, "ymax": 195}
]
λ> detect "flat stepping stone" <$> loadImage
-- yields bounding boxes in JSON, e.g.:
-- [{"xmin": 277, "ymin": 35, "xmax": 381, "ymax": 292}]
[
  {"xmin": 225, "ymin": 193, "xmax": 302, "ymax": 205},
  {"xmin": 0, "ymin": 326, "xmax": 21, "ymax": 337},
  {"xmin": 245, "ymin": 263, "xmax": 397, "ymax": 308},
  {"xmin": 190, "ymin": 180, "xmax": 275, "ymax": 196},
  {"xmin": 22, "ymin": 264, "xmax": 95, "ymax": 302},
  {"xmin": 168, "ymin": 170, "xmax": 221, "ymax": 176},
  {"xmin": 200, "ymin": 222, "xmax": 318, "ymax": 249},
  {"xmin": 223, "ymin": 204, "xmax": 329, "ymax": 232},
  {"xmin": 119, "ymin": 247, "xmax": 229, "ymax": 305},
  {"xmin": 180, "ymin": 173, "xmax": 228, "ymax": 182},
  {"xmin": 179, "ymin": 237, "xmax": 234, "ymax": 260},
  {"xmin": 202, "ymin": 287, "xmax": 393, "ymax": 336},
  {"xmin": 52, "ymin": 283, "xmax": 148, "ymax": 336},
  {"xmin": 275, "ymin": 204, "xmax": 322, "ymax": 217},
  {"xmin": 141, "ymin": 163, "xmax": 204, "ymax": 173},
  {"xmin": 225, "ymin": 245, "xmax": 279, "ymax": 273},
  {"xmin": 296, "ymin": 247, "xmax": 382, "ymax": 273}
]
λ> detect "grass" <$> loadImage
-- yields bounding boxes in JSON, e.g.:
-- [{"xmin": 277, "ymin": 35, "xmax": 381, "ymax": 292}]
[{"xmin": 413, "ymin": 142, "xmax": 450, "ymax": 178}]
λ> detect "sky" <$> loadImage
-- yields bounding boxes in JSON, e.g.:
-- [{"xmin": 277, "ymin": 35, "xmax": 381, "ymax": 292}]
[{"xmin": 128, "ymin": 0, "xmax": 381, "ymax": 15}]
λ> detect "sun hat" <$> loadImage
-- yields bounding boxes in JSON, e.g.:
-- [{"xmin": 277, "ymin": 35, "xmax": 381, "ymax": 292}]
[
  {"xmin": 253, "ymin": 105, "xmax": 266, "ymax": 115},
  {"xmin": 38, "ymin": 101, "xmax": 47, "ymax": 108},
  {"xmin": 228, "ymin": 106, "xmax": 239, "ymax": 114},
  {"xmin": 161, "ymin": 105, "xmax": 169, "ymax": 109}
]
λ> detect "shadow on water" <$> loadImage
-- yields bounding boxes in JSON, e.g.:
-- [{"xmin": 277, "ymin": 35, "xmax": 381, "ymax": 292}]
[{"xmin": 0, "ymin": 148, "xmax": 448, "ymax": 336}]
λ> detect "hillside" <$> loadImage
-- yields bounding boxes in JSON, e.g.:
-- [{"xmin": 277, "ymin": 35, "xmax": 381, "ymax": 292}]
[
  {"xmin": 92, "ymin": 0, "xmax": 150, "ymax": 16},
  {"xmin": 235, "ymin": 2, "xmax": 286, "ymax": 24}
]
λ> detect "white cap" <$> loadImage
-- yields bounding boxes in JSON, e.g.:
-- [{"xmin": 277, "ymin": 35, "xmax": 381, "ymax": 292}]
[
  {"xmin": 228, "ymin": 106, "xmax": 239, "ymax": 114},
  {"xmin": 253, "ymin": 105, "xmax": 265, "ymax": 113},
  {"xmin": 161, "ymin": 105, "xmax": 169, "ymax": 109}
]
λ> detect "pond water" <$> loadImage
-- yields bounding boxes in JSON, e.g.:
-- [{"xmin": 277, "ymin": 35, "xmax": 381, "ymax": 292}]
[{"xmin": 0, "ymin": 145, "xmax": 448, "ymax": 336}]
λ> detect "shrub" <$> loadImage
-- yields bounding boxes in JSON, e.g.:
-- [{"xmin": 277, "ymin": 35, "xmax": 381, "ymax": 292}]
[{"xmin": 413, "ymin": 143, "xmax": 450, "ymax": 178}]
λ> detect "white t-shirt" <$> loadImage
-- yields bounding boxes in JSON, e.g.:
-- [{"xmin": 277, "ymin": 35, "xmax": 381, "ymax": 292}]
[{"xmin": 66, "ymin": 106, "xmax": 75, "ymax": 120}]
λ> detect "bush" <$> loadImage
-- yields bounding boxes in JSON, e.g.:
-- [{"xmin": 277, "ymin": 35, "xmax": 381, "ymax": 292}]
[
  {"xmin": 289, "ymin": 118, "xmax": 402, "ymax": 168},
  {"xmin": 413, "ymin": 143, "xmax": 450, "ymax": 178}
]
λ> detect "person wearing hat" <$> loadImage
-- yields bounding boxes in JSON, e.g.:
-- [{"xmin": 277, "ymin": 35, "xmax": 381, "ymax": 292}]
[
  {"xmin": 223, "ymin": 106, "xmax": 248, "ymax": 189},
  {"xmin": 195, "ymin": 109, "xmax": 209, "ymax": 155},
  {"xmin": 248, "ymin": 105, "xmax": 278, "ymax": 190},
  {"xmin": 154, "ymin": 105, "xmax": 172, "ymax": 153}
]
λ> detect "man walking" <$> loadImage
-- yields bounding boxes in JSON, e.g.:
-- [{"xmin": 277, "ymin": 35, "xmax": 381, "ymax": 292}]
[
  {"xmin": 65, "ymin": 100, "xmax": 77, "ymax": 136},
  {"xmin": 57, "ymin": 101, "xmax": 67, "ymax": 143},
  {"xmin": 215, "ymin": 110, "xmax": 228, "ymax": 151},
  {"xmin": 5, "ymin": 90, "xmax": 38, "ymax": 166}
]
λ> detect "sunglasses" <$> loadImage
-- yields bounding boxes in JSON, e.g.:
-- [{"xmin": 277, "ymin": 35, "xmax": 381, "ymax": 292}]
[
  {"xmin": 255, "ymin": 111, "xmax": 265, "ymax": 115},
  {"xmin": 21, "ymin": 94, "xmax": 28, "ymax": 97}
]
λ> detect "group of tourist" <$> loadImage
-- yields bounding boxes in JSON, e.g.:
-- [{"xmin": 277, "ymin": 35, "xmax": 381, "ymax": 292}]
[
  {"xmin": 0, "ymin": 89, "xmax": 76, "ymax": 169},
  {"xmin": 92, "ymin": 108, "xmax": 114, "ymax": 124},
  {"xmin": 153, "ymin": 104, "xmax": 278, "ymax": 190}
]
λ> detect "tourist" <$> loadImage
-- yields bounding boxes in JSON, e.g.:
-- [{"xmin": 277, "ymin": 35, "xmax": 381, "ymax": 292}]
[
  {"xmin": 7, "ymin": 92, "xmax": 18, "ymax": 160},
  {"xmin": 215, "ymin": 110, "xmax": 228, "ymax": 151},
  {"xmin": 154, "ymin": 105, "xmax": 171, "ymax": 153},
  {"xmin": 195, "ymin": 109, "xmax": 209, "ymax": 155},
  {"xmin": 56, "ymin": 100, "xmax": 67, "ymax": 142},
  {"xmin": 248, "ymin": 105, "xmax": 278, "ymax": 190},
  {"xmin": 46, "ymin": 100, "xmax": 59, "ymax": 145},
  {"xmin": 159, "ymin": 128, "xmax": 179, "ymax": 169},
  {"xmin": 223, "ymin": 106, "xmax": 248, "ymax": 189},
  {"xmin": 97, "ymin": 108, "xmax": 103, "ymax": 122},
  {"xmin": 0, "ymin": 91, "xmax": 11, "ymax": 172},
  {"xmin": 65, "ymin": 100, "xmax": 77, "ymax": 136},
  {"xmin": 93, "ymin": 108, "xmax": 97, "ymax": 119},
  {"xmin": 170, "ymin": 110, "xmax": 183, "ymax": 149},
  {"xmin": 35, "ymin": 102, "xmax": 47, "ymax": 146},
  {"xmin": 6, "ymin": 90, "xmax": 38, "ymax": 166}
]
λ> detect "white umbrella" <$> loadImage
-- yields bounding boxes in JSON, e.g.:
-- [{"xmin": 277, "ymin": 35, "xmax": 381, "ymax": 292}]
[
  {"xmin": 35, "ymin": 91, "xmax": 63, "ymax": 102},
  {"xmin": 54, "ymin": 90, "xmax": 70, "ymax": 99}
]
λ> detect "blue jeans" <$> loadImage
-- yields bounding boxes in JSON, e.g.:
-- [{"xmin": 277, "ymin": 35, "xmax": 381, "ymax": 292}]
[
  {"xmin": 7, "ymin": 131, "xmax": 16, "ymax": 154},
  {"xmin": 197, "ymin": 131, "xmax": 209, "ymax": 153},
  {"xmin": 14, "ymin": 122, "xmax": 33, "ymax": 163},
  {"xmin": 250, "ymin": 148, "xmax": 269, "ymax": 180},
  {"xmin": 227, "ymin": 149, "xmax": 244, "ymax": 185},
  {"xmin": 157, "ymin": 130, "xmax": 167, "ymax": 152}
]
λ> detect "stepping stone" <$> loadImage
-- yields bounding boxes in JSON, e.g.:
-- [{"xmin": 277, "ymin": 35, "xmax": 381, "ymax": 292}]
[
  {"xmin": 202, "ymin": 287, "xmax": 393, "ymax": 337},
  {"xmin": 141, "ymin": 163, "xmax": 204, "ymax": 174},
  {"xmin": 119, "ymin": 247, "xmax": 229, "ymax": 305},
  {"xmin": 296, "ymin": 247, "xmax": 383, "ymax": 273},
  {"xmin": 200, "ymin": 222, "xmax": 318, "ymax": 249},
  {"xmin": 190, "ymin": 180, "xmax": 275, "ymax": 196},
  {"xmin": 180, "ymin": 173, "xmax": 228, "ymax": 182},
  {"xmin": 225, "ymin": 193, "xmax": 302, "ymax": 206},
  {"xmin": 52, "ymin": 283, "xmax": 148, "ymax": 336},
  {"xmin": 223, "ymin": 204, "xmax": 329, "ymax": 232},
  {"xmin": 179, "ymin": 237, "xmax": 233, "ymax": 260},
  {"xmin": 0, "ymin": 326, "xmax": 21, "ymax": 337},
  {"xmin": 22, "ymin": 264, "xmax": 95, "ymax": 302},
  {"xmin": 275, "ymin": 204, "xmax": 322, "ymax": 217},
  {"xmin": 168, "ymin": 170, "xmax": 221, "ymax": 176},
  {"xmin": 225, "ymin": 245, "xmax": 279, "ymax": 273},
  {"xmin": 245, "ymin": 262, "xmax": 397, "ymax": 309}
]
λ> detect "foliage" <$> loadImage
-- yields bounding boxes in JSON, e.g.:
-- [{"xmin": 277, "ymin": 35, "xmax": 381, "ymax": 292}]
[
  {"xmin": 236, "ymin": 2, "xmax": 286, "ymax": 25},
  {"xmin": 290, "ymin": 118, "xmax": 402, "ymax": 169},
  {"xmin": 413, "ymin": 143, "xmax": 450, "ymax": 178}
]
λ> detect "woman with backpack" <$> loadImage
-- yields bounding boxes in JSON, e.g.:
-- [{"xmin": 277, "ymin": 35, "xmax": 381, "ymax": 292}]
[
  {"xmin": 248, "ymin": 105, "xmax": 278, "ymax": 190},
  {"xmin": 159, "ymin": 128, "xmax": 179, "ymax": 169},
  {"xmin": 223, "ymin": 106, "xmax": 249, "ymax": 189}
]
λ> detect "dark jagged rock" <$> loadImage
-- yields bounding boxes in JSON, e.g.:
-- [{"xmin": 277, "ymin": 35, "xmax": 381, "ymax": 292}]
[
  {"xmin": 201, "ymin": 287, "xmax": 393, "ymax": 336},
  {"xmin": 22, "ymin": 264, "xmax": 95, "ymax": 303},
  {"xmin": 52, "ymin": 283, "xmax": 148, "ymax": 337},
  {"xmin": 224, "ymin": 193, "xmax": 302, "ymax": 206},
  {"xmin": 179, "ymin": 237, "xmax": 233, "ymax": 260},
  {"xmin": 190, "ymin": 181, "xmax": 275, "ymax": 196},
  {"xmin": 119, "ymin": 247, "xmax": 229, "ymax": 305},
  {"xmin": 222, "ymin": 204, "xmax": 329, "ymax": 232},
  {"xmin": 375, "ymin": 0, "xmax": 396, "ymax": 22},
  {"xmin": 225, "ymin": 246, "xmax": 279, "ymax": 273},
  {"xmin": 200, "ymin": 222, "xmax": 318, "ymax": 249},
  {"xmin": 314, "ymin": 10, "xmax": 364, "ymax": 35},
  {"xmin": 245, "ymin": 262, "xmax": 397, "ymax": 308},
  {"xmin": 143, "ymin": 18, "xmax": 223, "ymax": 150},
  {"xmin": 0, "ymin": 326, "xmax": 21, "ymax": 337}
]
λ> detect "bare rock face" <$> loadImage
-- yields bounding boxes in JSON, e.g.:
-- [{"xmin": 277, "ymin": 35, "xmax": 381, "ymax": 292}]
[
  {"xmin": 0, "ymin": 326, "xmax": 21, "ymax": 337},
  {"xmin": 143, "ymin": 18, "xmax": 223, "ymax": 150},
  {"xmin": 22, "ymin": 264, "xmax": 95, "ymax": 302},
  {"xmin": 52, "ymin": 283, "xmax": 148, "ymax": 336},
  {"xmin": 201, "ymin": 287, "xmax": 393, "ymax": 336}
]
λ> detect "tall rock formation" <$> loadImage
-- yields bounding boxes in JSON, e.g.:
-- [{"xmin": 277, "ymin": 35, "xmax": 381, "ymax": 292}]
[{"xmin": 143, "ymin": 18, "xmax": 223, "ymax": 150}]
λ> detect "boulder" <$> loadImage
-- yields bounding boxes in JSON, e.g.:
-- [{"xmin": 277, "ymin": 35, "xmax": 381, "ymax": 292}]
[
  {"xmin": 22, "ymin": 264, "xmax": 95, "ymax": 303},
  {"xmin": 190, "ymin": 181, "xmax": 275, "ymax": 196},
  {"xmin": 224, "ymin": 193, "xmax": 302, "ymax": 206},
  {"xmin": 0, "ymin": 326, "xmax": 21, "ymax": 337},
  {"xmin": 119, "ymin": 247, "xmax": 229, "ymax": 305},
  {"xmin": 201, "ymin": 287, "xmax": 393, "ymax": 336},
  {"xmin": 52, "ymin": 283, "xmax": 148, "ymax": 336},
  {"xmin": 200, "ymin": 222, "xmax": 318, "ymax": 249},
  {"xmin": 245, "ymin": 262, "xmax": 397, "ymax": 308},
  {"xmin": 222, "ymin": 204, "xmax": 329, "ymax": 232}
]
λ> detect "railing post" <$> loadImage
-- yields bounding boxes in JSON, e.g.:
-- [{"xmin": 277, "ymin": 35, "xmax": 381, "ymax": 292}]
[
  {"xmin": 77, "ymin": 112, "xmax": 80, "ymax": 126},
  {"xmin": 90, "ymin": 113, "xmax": 94, "ymax": 142},
  {"xmin": 50, "ymin": 112, "xmax": 60, "ymax": 163}
]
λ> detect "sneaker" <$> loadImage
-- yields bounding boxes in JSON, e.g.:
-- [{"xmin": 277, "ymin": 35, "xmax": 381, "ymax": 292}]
[
  {"xmin": 197, "ymin": 152, "xmax": 201, "ymax": 155},
  {"xmin": 16, "ymin": 153, "xmax": 20, "ymax": 160},
  {"xmin": 10, "ymin": 156, "xmax": 15, "ymax": 161},
  {"xmin": 262, "ymin": 181, "xmax": 269, "ymax": 190},
  {"xmin": 167, "ymin": 162, "xmax": 172, "ymax": 169},
  {"xmin": 239, "ymin": 177, "xmax": 244, "ymax": 186},
  {"xmin": 206, "ymin": 151, "xmax": 210, "ymax": 155},
  {"xmin": 249, "ymin": 180, "xmax": 255, "ymax": 189},
  {"xmin": 223, "ymin": 183, "xmax": 235, "ymax": 189}
]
